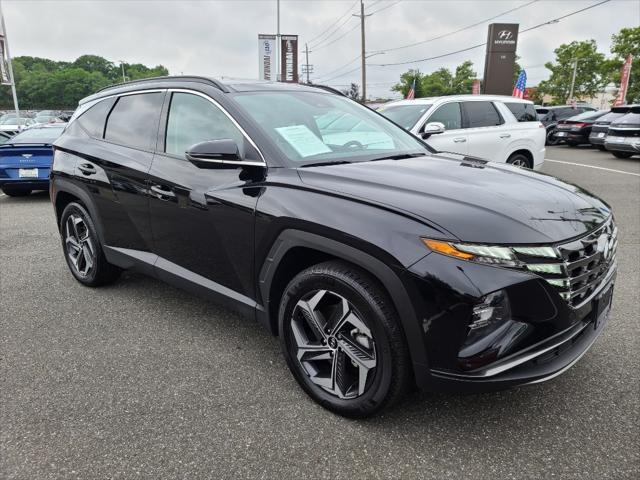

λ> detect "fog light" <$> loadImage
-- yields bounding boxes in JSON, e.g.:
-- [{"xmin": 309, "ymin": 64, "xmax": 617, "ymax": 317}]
[{"xmin": 469, "ymin": 290, "xmax": 510, "ymax": 331}]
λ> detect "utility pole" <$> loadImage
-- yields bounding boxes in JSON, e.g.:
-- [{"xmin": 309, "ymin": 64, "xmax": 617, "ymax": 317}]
[
  {"xmin": 568, "ymin": 58, "xmax": 578, "ymax": 104},
  {"xmin": 304, "ymin": 43, "xmax": 312, "ymax": 83},
  {"xmin": 358, "ymin": 0, "xmax": 367, "ymax": 103},
  {"xmin": 0, "ymin": 0, "xmax": 20, "ymax": 121},
  {"xmin": 119, "ymin": 60, "xmax": 126, "ymax": 83},
  {"xmin": 276, "ymin": 0, "xmax": 281, "ymax": 82}
]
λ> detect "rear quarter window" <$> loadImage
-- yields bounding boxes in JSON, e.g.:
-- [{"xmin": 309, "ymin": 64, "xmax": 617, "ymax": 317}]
[
  {"xmin": 505, "ymin": 102, "xmax": 537, "ymax": 122},
  {"xmin": 76, "ymin": 97, "xmax": 116, "ymax": 138}
]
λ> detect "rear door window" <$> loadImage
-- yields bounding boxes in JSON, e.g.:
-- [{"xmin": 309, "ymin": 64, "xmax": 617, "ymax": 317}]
[
  {"xmin": 462, "ymin": 101, "xmax": 504, "ymax": 128},
  {"xmin": 76, "ymin": 97, "xmax": 116, "ymax": 138},
  {"xmin": 104, "ymin": 92, "xmax": 164, "ymax": 150},
  {"xmin": 425, "ymin": 102, "xmax": 461, "ymax": 130},
  {"xmin": 504, "ymin": 102, "xmax": 537, "ymax": 122}
]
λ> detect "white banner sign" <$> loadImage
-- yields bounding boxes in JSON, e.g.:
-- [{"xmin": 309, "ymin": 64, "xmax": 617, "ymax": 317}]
[
  {"xmin": 0, "ymin": 36, "xmax": 11, "ymax": 85},
  {"xmin": 258, "ymin": 34, "xmax": 278, "ymax": 81}
]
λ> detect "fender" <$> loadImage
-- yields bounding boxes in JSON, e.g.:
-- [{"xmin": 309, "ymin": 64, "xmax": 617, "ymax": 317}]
[
  {"xmin": 51, "ymin": 176, "xmax": 107, "ymax": 245},
  {"xmin": 258, "ymin": 229, "xmax": 430, "ymax": 377}
]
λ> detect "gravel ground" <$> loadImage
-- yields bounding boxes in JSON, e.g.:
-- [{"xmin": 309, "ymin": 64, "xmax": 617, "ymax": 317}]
[{"xmin": 1, "ymin": 146, "xmax": 638, "ymax": 479}]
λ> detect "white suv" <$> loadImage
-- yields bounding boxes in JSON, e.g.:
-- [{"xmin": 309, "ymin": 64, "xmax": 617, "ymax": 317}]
[{"xmin": 378, "ymin": 95, "xmax": 546, "ymax": 169}]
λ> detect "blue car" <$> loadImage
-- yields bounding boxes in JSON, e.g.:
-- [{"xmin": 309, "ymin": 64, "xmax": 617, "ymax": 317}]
[{"xmin": 0, "ymin": 124, "xmax": 65, "ymax": 196}]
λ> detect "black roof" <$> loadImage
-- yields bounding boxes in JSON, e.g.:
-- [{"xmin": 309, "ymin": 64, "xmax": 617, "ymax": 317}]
[{"xmin": 81, "ymin": 76, "xmax": 343, "ymax": 105}]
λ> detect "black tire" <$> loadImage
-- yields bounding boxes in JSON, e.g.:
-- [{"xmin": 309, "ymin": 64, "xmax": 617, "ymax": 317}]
[
  {"xmin": 2, "ymin": 186, "xmax": 32, "ymax": 197},
  {"xmin": 596, "ymin": 145, "xmax": 606, "ymax": 151},
  {"xmin": 60, "ymin": 202, "xmax": 121, "ymax": 287},
  {"xmin": 611, "ymin": 151, "xmax": 634, "ymax": 159},
  {"xmin": 566, "ymin": 141, "xmax": 579, "ymax": 147},
  {"xmin": 546, "ymin": 129, "xmax": 561, "ymax": 146},
  {"xmin": 506, "ymin": 152, "xmax": 532, "ymax": 168},
  {"xmin": 278, "ymin": 260, "xmax": 412, "ymax": 418}
]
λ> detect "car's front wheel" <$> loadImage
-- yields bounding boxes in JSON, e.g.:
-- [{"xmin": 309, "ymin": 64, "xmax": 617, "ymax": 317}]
[
  {"xmin": 279, "ymin": 261, "xmax": 411, "ymax": 417},
  {"xmin": 611, "ymin": 151, "xmax": 634, "ymax": 159},
  {"xmin": 60, "ymin": 202, "xmax": 121, "ymax": 287}
]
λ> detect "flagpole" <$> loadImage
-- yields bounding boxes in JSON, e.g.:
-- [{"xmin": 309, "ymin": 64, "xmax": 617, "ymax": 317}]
[{"xmin": 0, "ymin": 0, "xmax": 20, "ymax": 121}]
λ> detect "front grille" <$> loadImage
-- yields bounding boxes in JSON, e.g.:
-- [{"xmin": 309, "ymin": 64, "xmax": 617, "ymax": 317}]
[
  {"xmin": 608, "ymin": 127, "xmax": 640, "ymax": 138},
  {"xmin": 510, "ymin": 218, "xmax": 617, "ymax": 308}
]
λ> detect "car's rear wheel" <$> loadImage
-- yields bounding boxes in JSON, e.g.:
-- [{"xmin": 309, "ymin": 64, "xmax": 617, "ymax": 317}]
[
  {"xmin": 279, "ymin": 261, "xmax": 411, "ymax": 417},
  {"xmin": 611, "ymin": 151, "xmax": 634, "ymax": 159},
  {"xmin": 566, "ymin": 141, "xmax": 579, "ymax": 147},
  {"xmin": 60, "ymin": 202, "xmax": 121, "ymax": 287},
  {"xmin": 546, "ymin": 129, "xmax": 561, "ymax": 146},
  {"xmin": 2, "ymin": 186, "xmax": 32, "ymax": 197},
  {"xmin": 507, "ymin": 152, "xmax": 532, "ymax": 168}
]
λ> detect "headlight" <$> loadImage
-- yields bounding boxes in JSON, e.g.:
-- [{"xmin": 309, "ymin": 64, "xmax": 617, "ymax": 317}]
[{"xmin": 421, "ymin": 239, "xmax": 562, "ymax": 268}]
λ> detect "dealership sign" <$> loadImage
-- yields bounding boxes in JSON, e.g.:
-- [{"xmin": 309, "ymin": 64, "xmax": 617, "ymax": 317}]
[
  {"xmin": 280, "ymin": 35, "xmax": 299, "ymax": 83},
  {"xmin": 482, "ymin": 23, "xmax": 519, "ymax": 95},
  {"xmin": 258, "ymin": 34, "xmax": 277, "ymax": 81}
]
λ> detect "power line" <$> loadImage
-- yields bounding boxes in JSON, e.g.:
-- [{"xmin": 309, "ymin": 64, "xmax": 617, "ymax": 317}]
[
  {"xmin": 306, "ymin": 0, "xmax": 358, "ymax": 46},
  {"xmin": 314, "ymin": 54, "xmax": 361, "ymax": 81},
  {"xmin": 312, "ymin": 22, "xmax": 360, "ymax": 51},
  {"xmin": 368, "ymin": 0, "xmax": 538, "ymax": 54},
  {"xmin": 371, "ymin": 0, "xmax": 611, "ymax": 67},
  {"xmin": 315, "ymin": 0, "xmax": 537, "ymax": 82},
  {"xmin": 366, "ymin": 0, "xmax": 402, "ymax": 16}
]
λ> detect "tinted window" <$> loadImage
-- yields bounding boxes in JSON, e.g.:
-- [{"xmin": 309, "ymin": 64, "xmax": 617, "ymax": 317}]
[
  {"xmin": 105, "ymin": 93, "xmax": 164, "ymax": 150},
  {"xmin": 463, "ymin": 101, "xmax": 503, "ymax": 128},
  {"xmin": 427, "ymin": 102, "xmax": 461, "ymax": 130},
  {"xmin": 165, "ymin": 92, "xmax": 245, "ymax": 156},
  {"xmin": 596, "ymin": 111, "xmax": 626, "ymax": 124},
  {"xmin": 556, "ymin": 108, "xmax": 579, "ymax": 119},
  {"xmin": 566, "ymin": 110, "xmax": 609, "ymax": 121},
  {"xmin": 378, "ymin": 104, "xmax": 432, "ymax": 130},
  {"xmin": 77, "ymin": 97, "xmax": 116, "ymax": 138},
  {"xmin": 505, "ymin": 102, "xmax": 537, "ymax": 122}
]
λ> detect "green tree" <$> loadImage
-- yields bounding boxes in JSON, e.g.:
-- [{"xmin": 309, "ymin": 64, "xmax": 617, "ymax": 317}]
[
  {"xmin": 391, "ymin": 69, "xmax": 424, "ymax": 97},
  {"xmin": 609, "ymin": 27, "xmax": 640, "ymax": 103},
  {"xmin": 537, "ymin": 40, "xmax": 607, "ymax": 103},
  {"xmin": 0, "ymin": 55, "xmax": 169, "ymax": 109},
  {"xmin": 341, "ymin": 82, "xmax": 360, "ymax": 101},
  {"xmin": 392, "ymin": 61, "xmax": 477, "ymax": 98}
]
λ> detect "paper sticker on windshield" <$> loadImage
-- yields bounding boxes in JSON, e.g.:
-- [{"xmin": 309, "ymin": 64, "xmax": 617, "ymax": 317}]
[{"xmin": 275, "ymin": 125, "xmax": 332, "ymax": 158}]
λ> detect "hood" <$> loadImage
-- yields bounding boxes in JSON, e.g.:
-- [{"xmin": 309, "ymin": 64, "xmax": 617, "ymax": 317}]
[{"xmin": 298, "ymin": 154, "xmax": 611, "ymax": 244}]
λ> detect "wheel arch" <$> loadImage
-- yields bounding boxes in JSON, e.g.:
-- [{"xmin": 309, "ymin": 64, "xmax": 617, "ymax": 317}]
[
  {"xmin": 52, "ymin": 179, "xmax": 106, "ymax": 244},
  {"xmin": 507, "ymin": 149, "xmax": 534, "ymax": 168},
  {"xmin": 257, "ymin": 229, "xmax": 429, "ymax": 373}
]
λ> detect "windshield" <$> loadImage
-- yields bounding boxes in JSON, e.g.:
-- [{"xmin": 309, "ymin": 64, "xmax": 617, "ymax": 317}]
[
  {"xmin": 9, "ymin": 126, "xmax": 65, "ymax": 143},
  {"xmin": 377, "ymin": 104, "xmax": 432, "ymax": 129},
  {"xmin": 233, "ymin": 91, "xmax": 428, "ymax": 166}
]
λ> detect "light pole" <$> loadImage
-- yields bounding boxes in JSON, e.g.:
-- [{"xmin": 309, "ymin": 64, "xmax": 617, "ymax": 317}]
[
  {"xmin": 0, "ymin": 0, "xmax": 20, "ymax": 121},
  {"xmin": 119, "ymin": 60, "xmax": 126, "ymax": 83},
  {"xmin": 568, "ymin": 58, "xmax": 578, "ymax": 104}
]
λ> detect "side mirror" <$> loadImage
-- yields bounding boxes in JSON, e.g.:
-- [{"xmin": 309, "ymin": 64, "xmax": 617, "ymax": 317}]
[
  {"xmin": 186, "ymin": 139, "xmax": 242, "ymax": 168},
  {"xmin": 421, "ymin": 122, "xmax": 445, "ymax": 139}
]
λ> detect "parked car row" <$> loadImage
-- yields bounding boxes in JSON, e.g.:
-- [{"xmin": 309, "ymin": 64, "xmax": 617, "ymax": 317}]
[
  {"xmin": 551, "ymin": 104, "xmax": 640, "ymax": 158},
  {"xmin": 535, "ymin": 104, "xmax": 597, "ymax": 145}
]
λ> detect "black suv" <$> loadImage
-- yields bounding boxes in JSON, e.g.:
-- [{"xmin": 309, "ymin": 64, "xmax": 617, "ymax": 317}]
[{"xmin": 51, "ymin": 77, "xmax": 617, "ymax": 417}]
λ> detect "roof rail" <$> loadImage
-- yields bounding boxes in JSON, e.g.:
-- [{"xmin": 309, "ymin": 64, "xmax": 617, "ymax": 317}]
[
  {"xmin": 307, "ymin": 84, "xmax": 346, "ymax": 97},
  {"xmin": 95, "ymin": 76, "xmax": 230, "ymax": 94}
]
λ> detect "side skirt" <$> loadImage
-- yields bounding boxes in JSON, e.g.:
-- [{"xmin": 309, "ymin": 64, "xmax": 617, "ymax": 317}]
[{"xmin": 104, "ymin": 246, "xmax": 261, "ymax": 321}]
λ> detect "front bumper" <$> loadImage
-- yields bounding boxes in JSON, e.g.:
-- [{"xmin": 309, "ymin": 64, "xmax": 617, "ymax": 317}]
[
  {"xmin": 604, "ymin": 140, "xmax": 640, "ymax": 153},
  {"xmin": 403, "ymin": 246, "xmax": 616, "ymax": 393}
]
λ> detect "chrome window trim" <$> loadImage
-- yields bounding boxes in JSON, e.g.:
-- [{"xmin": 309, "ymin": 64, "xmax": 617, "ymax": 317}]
[{"xmin": 167, "ymin": 88, "xmax": 266, "ymax": 166}]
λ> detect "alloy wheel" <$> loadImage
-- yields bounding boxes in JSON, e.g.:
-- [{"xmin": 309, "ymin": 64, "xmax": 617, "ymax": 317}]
[
  {"xmin": 65, "ymin": 214, "xmax": 95, "ymax": 277},
  {"xmin": 509, "ymin": 156, "xmax": 528, "ymax": 167},
  {"xmin": 290, "ymin": 289, "xmax": 377, "ymax": 399}
]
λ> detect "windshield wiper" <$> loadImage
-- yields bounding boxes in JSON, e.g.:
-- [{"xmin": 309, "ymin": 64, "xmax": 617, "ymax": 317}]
[
  {"xmin": 367, "ymin": 152, "xmax": 426, "ymax": 162},
  {"xmin": 300, "ymin": 160, "xmax": 352, "ymax": 168}
]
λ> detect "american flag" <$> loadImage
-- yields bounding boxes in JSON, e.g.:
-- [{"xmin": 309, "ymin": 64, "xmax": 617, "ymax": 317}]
[
  {"xmin": 512, "ymin": 70, "xmax": 527, "ymax": 99},
  {"xmin": 406, "ymin": 78, "xmax": 416, "ymax": 99}
]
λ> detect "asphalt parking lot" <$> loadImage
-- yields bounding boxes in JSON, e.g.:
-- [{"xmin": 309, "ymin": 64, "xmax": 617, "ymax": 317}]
[{"xmin": 1, "ymin": 146, "xmax": 638, "ymax": 480}]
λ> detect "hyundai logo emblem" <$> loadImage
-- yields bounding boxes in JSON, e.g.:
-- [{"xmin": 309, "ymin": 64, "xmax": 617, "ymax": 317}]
[{"xmin": 497, "ymin": 30, "xmax": 513, "ymax": 40}]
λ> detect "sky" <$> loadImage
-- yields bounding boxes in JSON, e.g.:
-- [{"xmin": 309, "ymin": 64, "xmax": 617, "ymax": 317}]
[{"xmin": 2, "ymin": 0, "xmax": 638, "ymax": 99}]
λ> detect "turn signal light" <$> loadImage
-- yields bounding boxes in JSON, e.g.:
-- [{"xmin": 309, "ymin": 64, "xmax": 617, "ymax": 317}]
[{"xmin": 421, "ymin": 239, "xmax": 474, "ymax": 260}]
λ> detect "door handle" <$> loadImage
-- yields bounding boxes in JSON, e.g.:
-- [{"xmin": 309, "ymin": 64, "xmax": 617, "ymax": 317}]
[
  {"xmin": 150, "ymin": 185, "xmax": 176, "ymax": 199},
  {"xmin": 499, "ymin": 133, "xmax": 511, "ymax": 138},
  {"xmin": 78, "ymin": 163, "xmax": 96, "ymax": 175},
  {"xmin": 453, "ymin": 138, "xmax": 467, "ymax": 143}
]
